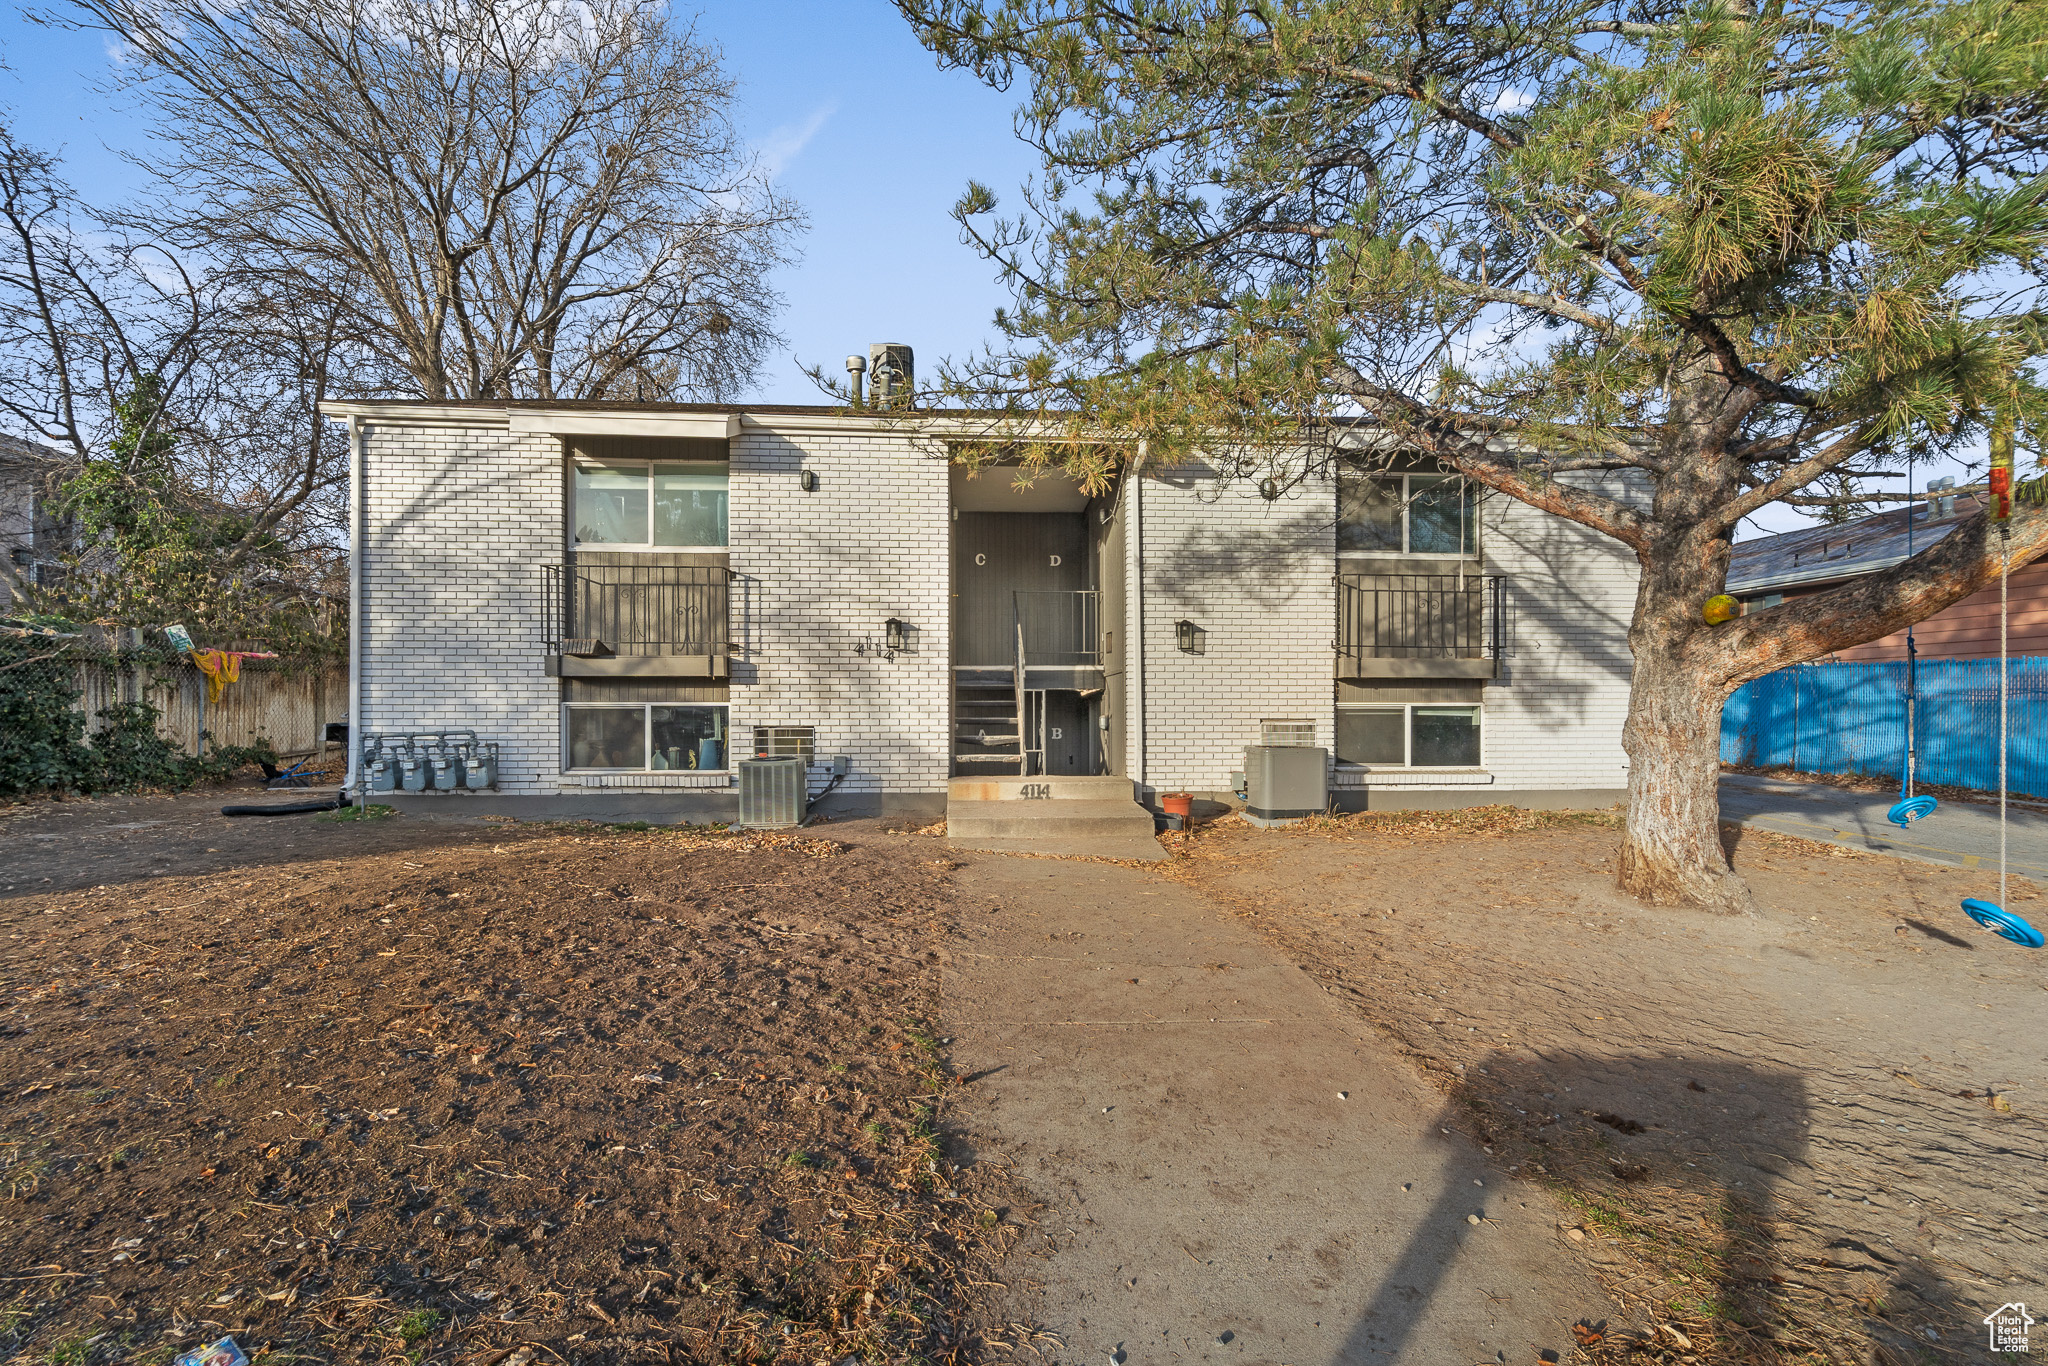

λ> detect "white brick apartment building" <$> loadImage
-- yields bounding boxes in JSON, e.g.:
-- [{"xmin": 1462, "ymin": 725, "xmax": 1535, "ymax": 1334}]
[{"xmin": 325, "ymin": 393, "xmax": 1636, "ymax": 826}]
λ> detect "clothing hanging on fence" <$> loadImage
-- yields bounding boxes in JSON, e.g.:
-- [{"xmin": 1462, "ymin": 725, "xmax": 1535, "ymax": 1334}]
[
  {"xmin": 186, "ymin": 649, "xmax": 279, "ymax": 705},
  {"xmin": 190, "ymin": 650, "xmax": 240, "ymax": 705}
]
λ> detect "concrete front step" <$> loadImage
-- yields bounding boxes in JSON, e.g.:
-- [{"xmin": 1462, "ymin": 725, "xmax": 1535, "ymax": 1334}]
[
  {"xmin": 945, "ymin": 797, "xmax": 1157, "ymax": 841},
  {"xmin": 948, "ymin": 775, "xmax": 1139, "ymax": 803},
  {"xmin": 950, "ymin": 832, "xmax": 1168, "ymax": 862}
]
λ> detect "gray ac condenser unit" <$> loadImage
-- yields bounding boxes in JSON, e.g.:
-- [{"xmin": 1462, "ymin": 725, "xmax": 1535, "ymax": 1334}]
[
  {"xmin": 738, "ymin": 755, "xmax": 808, "ymax": 828},
  {"xmin": 1242, "ymin": 745, "xmax": 1328, "ymax": 827}
]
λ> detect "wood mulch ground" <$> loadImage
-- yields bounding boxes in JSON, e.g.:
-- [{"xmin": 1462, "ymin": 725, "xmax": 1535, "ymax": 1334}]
[{"xmin": 0, "ymin": 797, "xmax": 1026, "ymax": 1365}]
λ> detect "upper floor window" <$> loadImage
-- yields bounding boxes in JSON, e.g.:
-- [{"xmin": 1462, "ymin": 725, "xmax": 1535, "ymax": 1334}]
[
  {"xmin": 574, "ymin": 460, "xmax": 728, "ymax": 548},
  {"xmin": 1339, "ymin": 462, "xmax": 1476, "ymax": 557}
]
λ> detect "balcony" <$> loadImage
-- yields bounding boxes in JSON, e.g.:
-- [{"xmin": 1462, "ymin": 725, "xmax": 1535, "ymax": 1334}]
[
  {"xmin": 542, "ymin": 563, "xmax": 732, "ymax": 679},
  {"xmin": 1336, "ymin": 573, "xmax": 1503, "ymax": 680}
]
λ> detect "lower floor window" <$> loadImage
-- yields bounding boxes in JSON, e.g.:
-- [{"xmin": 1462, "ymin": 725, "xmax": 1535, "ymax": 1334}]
[
  {"xmin": 566, "ymin": 703, "xmax": 728, "ymax": 771},
  {"xmin": 1337, "ymin": 704, "xmax": 1481, "ymax": 767}
]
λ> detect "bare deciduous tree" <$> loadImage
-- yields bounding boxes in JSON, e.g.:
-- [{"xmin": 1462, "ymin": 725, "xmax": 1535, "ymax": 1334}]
[
  {"xmin": 57, "ymin": 0, "xmax": 804, "ymax": 402},
  {"xmin": 0, "ymin": 120, "xmax": 352, "ymax": 628}
]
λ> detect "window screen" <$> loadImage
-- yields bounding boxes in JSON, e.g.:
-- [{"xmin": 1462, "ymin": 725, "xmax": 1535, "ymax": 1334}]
[
  {"xmin": 1336, "ymin": 709, "xmax": 1405, "ymax": 765},
  {"xmin": 567, "ymin": 706, "xmax": 646, "ymax": 770}
]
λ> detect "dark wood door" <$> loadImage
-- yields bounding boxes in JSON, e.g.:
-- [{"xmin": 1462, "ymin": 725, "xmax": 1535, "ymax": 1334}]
[
  {"xmin": 1042, "ymin": 691, "xmax": 1091, "ymax": 774},
  {"xmin": 951, "ymin": 512, "xmax": 1088, "ymax": 666}
]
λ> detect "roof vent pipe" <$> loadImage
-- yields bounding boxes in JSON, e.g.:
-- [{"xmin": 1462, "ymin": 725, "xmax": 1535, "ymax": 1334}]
[
  {"xmin": 845, "ymin": 353, "xmax": 867, "ymax": 407},
  {"xmin": 868, "ymin": 343, "xmax": 914, "ymax": 409}
]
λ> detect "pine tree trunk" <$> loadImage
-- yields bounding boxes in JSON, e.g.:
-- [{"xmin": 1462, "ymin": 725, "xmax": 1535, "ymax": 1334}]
[{"xmin": 1618, "ymin": 644, "xmax": 1750, "ymax": 911}]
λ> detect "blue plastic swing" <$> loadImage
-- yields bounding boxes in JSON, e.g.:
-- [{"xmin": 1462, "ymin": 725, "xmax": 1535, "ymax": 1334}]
[
  {"xmin": 1963, "ymin": 899, "xmax": 2046, "ymax": 948},
  {"xmin": 1959, "ymin": 506, "xmax": 2040, "ymax": 949}
]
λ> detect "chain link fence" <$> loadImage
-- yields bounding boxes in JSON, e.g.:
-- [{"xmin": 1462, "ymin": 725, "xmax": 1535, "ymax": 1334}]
[
  {"xmin": 1721, "ymin": 658, "xmax": 2048, "ymax": 798},
  {"xmin": 0, "ymin": 631, "xmax": 346, "ymax": 796}
]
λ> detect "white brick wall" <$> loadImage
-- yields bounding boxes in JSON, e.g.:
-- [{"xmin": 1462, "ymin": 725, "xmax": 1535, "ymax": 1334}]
[
  {"xmin": 727, "ymin": 426, "xmax": 951, "ymax": 796},
  {"xmin": 1125, "ymin": 463, "xmax": 1637, "ymax": 797},
  {"xmin": 1475, "ymin": 483, "xmax": 1637, "ymax": 791},
  {"xmin": 358, "ymin": 423, "xmax": 564, "ymax": 793},
  {"xmin": 351, "ymin": 415, "xmax": 1635, "ymax": 804},
  {"xmin": 1129, "ymin": 464, "xmax": 1337, "ymax": 793}
]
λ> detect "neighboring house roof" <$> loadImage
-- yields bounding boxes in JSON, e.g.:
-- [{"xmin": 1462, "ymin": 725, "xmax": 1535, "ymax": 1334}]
[
  {"xmin": 0, "ymin": 431, "xmax": 71, "ymax": 469},
  {"xmin": 1728, "ymin": 497, "xmax": 1984, "ymax": 595}
]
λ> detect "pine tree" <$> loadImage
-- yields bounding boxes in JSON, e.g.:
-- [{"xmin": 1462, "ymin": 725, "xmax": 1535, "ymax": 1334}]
[{"xmin": 898, "ymin": 0, "xmax": 2048, "ymax": 910}]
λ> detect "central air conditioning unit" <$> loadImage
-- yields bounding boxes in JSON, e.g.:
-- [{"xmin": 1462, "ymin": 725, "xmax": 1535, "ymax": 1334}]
[
  {"xmin": 1242, "ymin": 744, "xmax": 1328, "ymax": 827},
  {"xmin": 738, "ymin": 755, "xmax": 807, "ymax": 828}
]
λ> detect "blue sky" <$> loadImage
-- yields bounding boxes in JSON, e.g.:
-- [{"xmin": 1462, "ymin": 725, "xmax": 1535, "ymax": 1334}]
[
  {"xmin": 0, "ymin": 0, "xmax": 1037, "ymax": 407},
  {"xmin": 0, "ymin": 0, "xmax": 1972, "ymax": 537}
]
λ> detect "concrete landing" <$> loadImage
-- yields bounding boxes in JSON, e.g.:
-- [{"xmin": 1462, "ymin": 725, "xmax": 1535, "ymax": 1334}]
[{"xmin": 946, "ymin": 776, "xmax": 1164, "ymax": 860}]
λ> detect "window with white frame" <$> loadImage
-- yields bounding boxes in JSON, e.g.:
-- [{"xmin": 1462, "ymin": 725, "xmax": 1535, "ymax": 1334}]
[
  {"xmin": 1336, "ymin": 704, "xmax": 1482, "ymax": 767},
  {"xmin": 573, "ymin": 460, "xmax": 728, "ymax": 548},
  {"xmin": 1338, "ymin": 462, "xmax": 1476, "ymax": 556},
  {"xmin": 565, "ymin": 703, "xmax": 729, "ymax": 771}
]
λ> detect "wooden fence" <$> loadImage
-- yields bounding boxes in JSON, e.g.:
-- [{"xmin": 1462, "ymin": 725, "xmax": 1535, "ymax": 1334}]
[{"xmin": 65, "ymin": 651, "xmax": 348, "ymax": 758}]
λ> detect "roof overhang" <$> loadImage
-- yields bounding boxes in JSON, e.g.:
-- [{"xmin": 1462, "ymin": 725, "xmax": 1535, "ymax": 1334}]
[
  {"xmin": 318, "ymin": 401, "xmax": 741, "ymax": 439},
  {"xmin": 316, "ymin": 400, "xmax": 1141, "ymax": 445},
  {"xmin": 509, "ymin": 409, "xmax": 740, "ymax": 439},
  {"xmin": 1727, "ymin": 554, "xmax": 1906, "ymax": 595}
]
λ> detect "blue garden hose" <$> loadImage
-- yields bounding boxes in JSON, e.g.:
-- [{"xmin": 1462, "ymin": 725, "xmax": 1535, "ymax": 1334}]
[
  {"xmin": 1888, "ymin": 794, "xmax": 1938, "ymax": 827},
  {"xmin": 1962, "ymin": 899, "xmax": 2046, "ymax": 949}
]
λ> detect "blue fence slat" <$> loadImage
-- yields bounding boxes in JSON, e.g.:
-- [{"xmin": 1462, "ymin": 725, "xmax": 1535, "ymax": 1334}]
[{"xmin": 1721, "ymin": 658, "xmax": 2047, "ymax": 798}]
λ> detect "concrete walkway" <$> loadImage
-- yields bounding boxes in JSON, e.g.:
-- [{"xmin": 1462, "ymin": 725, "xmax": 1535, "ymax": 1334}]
[
  {"xmin": 942, "ymin": 855, "xmax": 1617, "ymax": 1365},
  {"xmin": 1719, "ymin": 773, "xmax": 2048, "ymax": 881}
]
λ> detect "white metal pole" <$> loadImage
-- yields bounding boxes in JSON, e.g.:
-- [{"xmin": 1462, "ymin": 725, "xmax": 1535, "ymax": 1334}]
[
  {"xmin": 345, "ymin": 415, "xmax": 366, "ymax": 801},
  {"xmin": 1130, "ymin": 440, "xmax": 1148, "ymax": 791}
]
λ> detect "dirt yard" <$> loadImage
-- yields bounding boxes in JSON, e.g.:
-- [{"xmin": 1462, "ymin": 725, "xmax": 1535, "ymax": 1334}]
[
  {"xmin": 0, "ymin": 794, "xmax": 1022, "ymax": 1366},
  {"xmin": 1161, "ymin": 808, "xmax": 2048, "ymax": 1365}
]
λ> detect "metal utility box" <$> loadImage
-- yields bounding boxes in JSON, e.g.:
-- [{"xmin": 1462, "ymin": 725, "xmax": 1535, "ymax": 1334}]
[
  {"xmin": 738, "ymin": 755, "xmax": 808, "ymax": 828},
  {"xmin": 1242, "ymin": 745, "xmax": 1328, "ymax": 827}
]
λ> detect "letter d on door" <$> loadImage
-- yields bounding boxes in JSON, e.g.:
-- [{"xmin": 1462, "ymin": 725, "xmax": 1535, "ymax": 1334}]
[{"xmin": 1048, "ymin": 554, "xmax": 1062, "ymax": 566}]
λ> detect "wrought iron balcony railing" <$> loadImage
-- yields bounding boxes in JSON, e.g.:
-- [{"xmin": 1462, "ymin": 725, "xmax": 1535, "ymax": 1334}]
[
  {"xmin": 1336, "ymin": 574, "xmax": 1503, "ymax": 672},
  {"xmin": 542, "ymin": 563, "xmax": 731, "ymax": 656}
]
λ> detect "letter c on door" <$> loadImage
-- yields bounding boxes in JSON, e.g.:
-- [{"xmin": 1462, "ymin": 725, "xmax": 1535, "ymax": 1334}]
[
  {"xmin": 974, "ymin": 553, "xmax": 986, "ymax": 566},
  {"xmin": 1048, "ymin": 554, "xmax": 1062, "ymax": 567}
]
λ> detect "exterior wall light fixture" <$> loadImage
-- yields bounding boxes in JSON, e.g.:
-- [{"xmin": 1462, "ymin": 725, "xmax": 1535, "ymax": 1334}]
[
  {"xmin": 799, "ymin": 469, "xmax": 818, "ymax": 492},
  {"xmin": 855, "ymin": 618, "xmax": 915, "ymax": 661},
  {"xmin": 1175, "ymin": 619, "xmax": 1206, "ymax": 654}
]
